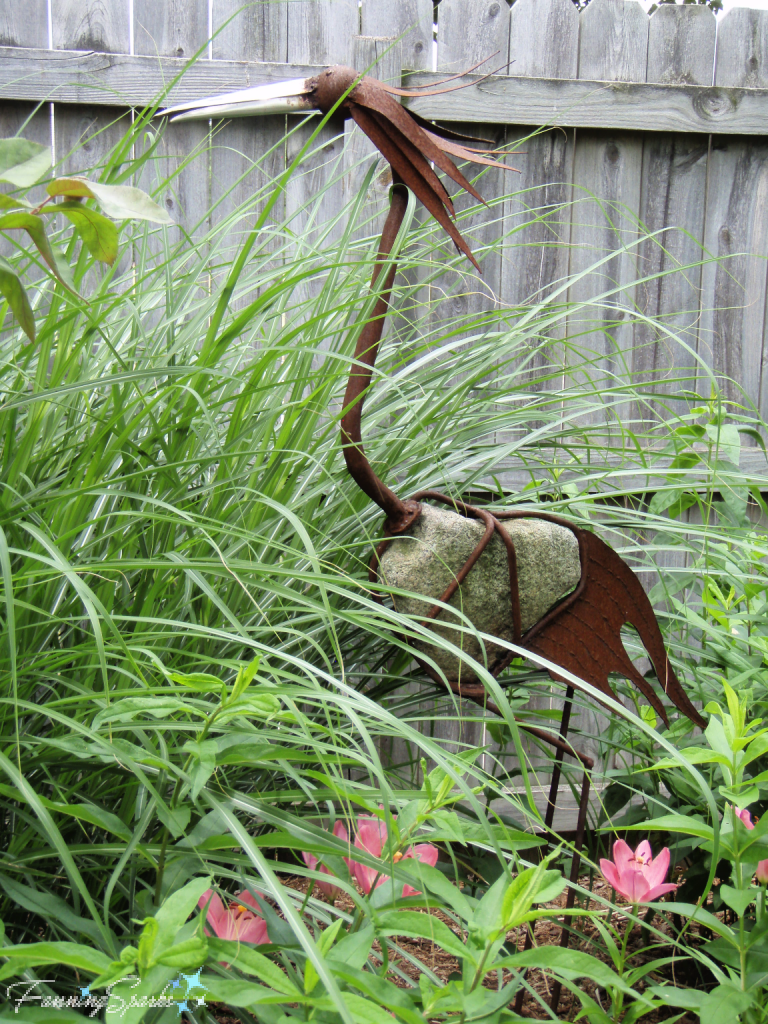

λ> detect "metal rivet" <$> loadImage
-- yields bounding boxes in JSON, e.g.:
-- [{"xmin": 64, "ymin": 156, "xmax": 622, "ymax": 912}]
[{"xmin": 489, "ymin": 2, "xmax": 500, "ymax": 15}]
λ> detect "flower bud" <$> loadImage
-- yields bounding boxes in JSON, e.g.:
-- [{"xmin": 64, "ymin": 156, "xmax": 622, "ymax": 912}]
[{"xmin": 757, "ymin": 860, "xmax": 768, "ymax": 885}]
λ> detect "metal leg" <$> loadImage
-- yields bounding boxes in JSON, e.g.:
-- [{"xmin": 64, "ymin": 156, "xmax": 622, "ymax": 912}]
[
  {"xmin": 549, "ymin": 769, "xmax": 592, "ymax": 1014},
  {"xmin": 512, "ymin": 685, "xmax": 578, "ymax": 1016},
  {"xmin": 544, "ymin": 686, "xmax": 575, "ymax": 831}
]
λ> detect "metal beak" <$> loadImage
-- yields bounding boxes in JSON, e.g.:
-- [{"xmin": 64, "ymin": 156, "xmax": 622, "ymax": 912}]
[{"xmin": 157, "ymin": 78, "xmax": 315, "ymax": 122}]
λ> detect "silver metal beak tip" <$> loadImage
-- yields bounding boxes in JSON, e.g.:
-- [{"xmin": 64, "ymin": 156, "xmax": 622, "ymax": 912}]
[{"xmin": 156, "ymin": 78, "xmax": 314, "ymax": 121}]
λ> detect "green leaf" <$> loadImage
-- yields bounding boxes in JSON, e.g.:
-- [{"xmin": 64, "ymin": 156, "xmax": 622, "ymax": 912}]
[
  {"xmin": 0, "ymin": 138, "xmax": 51, "ymax": 186},
  {"xmin": 93, "ymin": 695, "xmax": 203, "ymax": 727},
  {"xmin": 48, "ymin": 176, "xmax": 173, "ymax": 224},
  {"xmin": 0, "ymin": 194, "xmax": 31, "ymax": 210},
  {"xmin": 395, "ymin": 861, "xmax": 473, "ymax": 920},
  {"xmin": 705, "ymin": 422, "xmax": 741, "ymax": 467},
  {"xmin": 35, "ymin": 796, "xmax": 130, "ymax": 840},
  {"xmin": 700, "ymin": 983, "xmax": 754, "ymax": 1024},
  {"xmin": 0, "ymin": 211, "xmax": 77, "ymax": 294},
  {"xmin": 500, "ymin": 946, "xmax": 638, "ymax": 997},
  {"xmin": 375, "ymin": 910, "xmax": 471, "ymax": 963},
  {"xmin": 206, "ymin": 939, "xmax": 300, "ymax": 995},
  {"xmin": 720, "ymin": 884, "xmax": 757, "ymax": 919},
  {"xmin": 610, "ymin": 813, "xmax": 714, "ymax": 840},
  {"xmin": 0, "ymin": 254, "xmax": 34, "ymax": 340},
  {"xmin": 154, "ymin": 936, "xmax": 208, "ymax": 968},
  {"xmin": 183, "ymin": 739, "xmax": 218, "ymax": 800},
  {"xmin": 0, "ymin": 874, "xmax": 104, "ymax": 944},
  {"xmin": 56, "ymin": 202, "xmax": 118, "ymax": 265},
  {"xmin": 169, "ymin": 670, "xmax": 224, "ymax": 691},
  {"xmin": 0, "ymin": 941, "xmax": 112, "ymax": 980},
  {"xmin": 154, "ymin": 875, "xmax": 211, "ymax": 949}
]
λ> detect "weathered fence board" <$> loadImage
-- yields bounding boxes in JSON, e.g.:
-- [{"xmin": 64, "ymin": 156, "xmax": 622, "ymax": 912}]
[{"xmin": 4, "ymin": 0, "xmax": 768, "ymax": 818}]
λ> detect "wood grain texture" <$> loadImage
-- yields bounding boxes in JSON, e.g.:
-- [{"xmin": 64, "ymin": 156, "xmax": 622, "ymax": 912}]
[
  {"xmin": 0, "ymin": 0, "xmax": 48, "ymax": 48},
  {"xmin": 208, "ymin": 0, "xmax": 290, "ymax": 305},
  {"xmin": 509, "ymin": 0, "xmax": 579, "ymax": 80},
  {"xmin": 133, "ymin": 0, "xmax": 211, "ymax": 251},
  {"xmin": 567, "ymin": 0, "xmax": 648, "ymax": 434},
  {"xmin": 430, "ymin": 0, "xmax": 512, "ymax": 345},
  {"xmin": 715, "ymin": 6, "xmax": 768, "ymax": 89},
  {"xmin": 633, "ymin": 5, "xmax": 714, "ymax": 427},
  {"xmin": 134, "ymin": 0, "xmax": 208, "ymax": 60},
  {"xmin": 647, "ymin": 4, "xmax": 716, "ymax": 88},
  {"xmin": 500, "ymin": 0, "xmax": 578, "ymax": 401},
  {"xmin": 51, "ymin": 0, "xmax": 129, "ymax": 53},
  {"xmin": 361, "ymin": 0, "xmax": 432, "ymax": 72},
  {"xmin": 211, "ymin": 0, "xmax": 288, "ymax": 64},
  {"xmin": 578, "ymin": 0, "xmax": 649, "ymax": 84},
  {"xmin": 5, "ymin": 47, "xmax": 768, "ymax": 135},
  {"xmin": 698, "ymin": 7, "xmax": 768, "ymax": 420},
  {"xmin": 287, "ymin": 0, "xmax": 358, "ymax": 65}
]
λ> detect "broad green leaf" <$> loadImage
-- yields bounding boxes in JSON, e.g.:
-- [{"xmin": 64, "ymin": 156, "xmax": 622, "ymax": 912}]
[
  {"xmin": 0, "ymin": 254, "xmax": 34, "ymax": 340},
  {"xmin": 48, "ymin": 176, "xmax": 173, "ymax": 224},
  {"xmin": 375, "ymin": 910, "xmax": 470, "ymax": 963},
  {"xmin": 700, "ymin": 983, "xmax": 754, "ymax": 1024},
  {"xmin": 169, "ymin": 670, "xmax": 224, "ymax": 691},
  {"xmin": 0, "ymin": 874, "xmax": 103, "ymax": 944},
  {"xmin": 720, "ymin": 884, "xmax": 757, "ymax": 919},
  {"xmin": 0, "ymin": 194, "xmax": 31, "ymax": 210},
  {"xmin": 610, "ymin": 813, "xmax": 714, "ymax": 840},
  {"xmin": 154, "ymin": 875, "xmax": 211, "ymax": 950},
  {"xmin": 183, "ymin": 739, "xmax": 218, "ymax": 800},
  {"xmin": 31, "ymin": 795, "xmax": 130, "ymax": 840},
  {"xmin": 93, "ymin": 695, "xmax": 203, "ymax": 728},
  {"xmin": 0, "ymin": 941, "xmax": 112, "ymax": 980},
  {"xmin": 194, "ymin": 975, "xmax": 310, "ymax": 1006},
  {"xmin": 501, "ymin": 946, "xmax": 638, "ymax": 997},
  {"xmin": 56, "ymin": 202, "xmax": 118, "ymax": 265},
  {"xmin": 0, "ymin": 138, "xmax": 51, "ymax": 186},
  {"xmin": 206, "ymin": 939, "xmax": 300, "ymax": 995},
  {"xmin": 395, "ymin": 861, "xmax": 473, "ymax": 920},
  {"xmin": 0, "ymin": 209, "xmax": 79, "ymax": 303}
]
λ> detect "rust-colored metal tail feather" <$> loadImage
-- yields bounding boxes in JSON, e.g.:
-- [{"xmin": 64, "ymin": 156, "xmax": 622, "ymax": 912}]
[{"xmin": 523, "ymin": 529, "xmax": 706, "ymax": 729}]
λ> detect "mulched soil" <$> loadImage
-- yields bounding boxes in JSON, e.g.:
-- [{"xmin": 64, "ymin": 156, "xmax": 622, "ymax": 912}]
[{"xmin": 257, "ymin": 872, "xmax": 703, "ymax": 1023}]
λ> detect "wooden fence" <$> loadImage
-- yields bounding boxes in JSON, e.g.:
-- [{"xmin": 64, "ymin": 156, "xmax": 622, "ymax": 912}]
[{"xmin": 3, "ymin": 0, "xmax": 768, "ymax": 822}]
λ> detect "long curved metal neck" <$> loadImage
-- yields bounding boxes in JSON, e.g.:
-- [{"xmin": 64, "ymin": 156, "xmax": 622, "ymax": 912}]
[{"xmin": 340, "ymin": 181, "xmax": 421, "ymax": 534}]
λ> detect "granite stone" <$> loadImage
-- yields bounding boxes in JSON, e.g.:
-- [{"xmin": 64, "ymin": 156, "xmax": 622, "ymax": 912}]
[{"xmin": 379, "ymin": 504, "xmax": 581, "ymax": 681}]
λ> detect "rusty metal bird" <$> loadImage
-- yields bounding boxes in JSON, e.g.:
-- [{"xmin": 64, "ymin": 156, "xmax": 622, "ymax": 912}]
[
  {"xmin": 159, "ymin": 65, "xmax": 703, "ymax": 732},
  {"xmin": 161, "ymin": 66, "xmax": 704, "ymax": 1011}
]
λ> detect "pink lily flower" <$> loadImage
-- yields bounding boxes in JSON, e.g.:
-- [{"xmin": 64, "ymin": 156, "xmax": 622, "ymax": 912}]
[
  {"xmin": 735, "ymin": 807, "xmax": 755, "ymax": 829},
  {"xmin": 599, "ymin": 840, "xmax": 677, "ymax": 904},
  {"xmin": 302, "ymin": 820, "xmax": 351, "ymax": 898},
  {"xmin": 757, "ymin": 860, "xmax": 768, "ymax": 885},
  {"xmin": 352, "ymin": 817, "xmax": 438, "ymax": 896},
  {"xmin": 197, "ymin": 888, "xmax": 269, "ymax": 944}
]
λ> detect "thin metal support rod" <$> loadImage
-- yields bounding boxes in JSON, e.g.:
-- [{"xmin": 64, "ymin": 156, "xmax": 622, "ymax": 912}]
[
  {"xmin": 339, "ymin": 180, "xmax": 420, "ymax": 533},
  {"xmin": 544, "ymin": 686, "xmax": 575, "ymax": 830},
  {"xmin": 549, "ymin": 769, "xmax": 592, "ymax": 1014}
]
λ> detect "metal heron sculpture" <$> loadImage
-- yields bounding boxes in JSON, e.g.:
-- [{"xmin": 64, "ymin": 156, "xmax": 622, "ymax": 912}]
[{"xmin": 160, "ymin": 65, "xmax": 704, "ymax": 1008}]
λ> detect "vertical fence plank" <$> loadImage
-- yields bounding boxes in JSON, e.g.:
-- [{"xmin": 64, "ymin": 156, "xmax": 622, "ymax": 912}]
[
  {"xmin": 51, "ymin": 0, "xmax": 129, "ymax": 51},
  {"xmin": 361, "ymin": 0, "xmax": 432, "ymax": 71},
  {"xmin": 501, "ymin": 0, "xmax": 579, "ymax": 392},
  {"xmin": 1, "ymin": 1, "xmax": 48, "ymax": 48},
  {"xmin": 0, "ymin": 3, "xmax": 50, "ymax": 258},
  {"xmin": 698, "ymin": 9, "xmax": 768, "ymax": 423},
  {"xmin": 632, "ymin": 5, "xmax": 715, "ymax": 634},
  {"xmin": 52, "ymin": 1, "xmax": 131, "ymax": 182},
  {"xmin": 566, "ymin": 0, "xmax": 648, "ymax": 435},
  {"xmin": 431, "ymin": 0, "xmax": 511, "ymax": 342},
  {"xmin": 633, "ymin": 5, "xmax": 714, "ymax": 427},
  {"xmin": 134, "ymin": 0, "xmax": 211, "ymax": 251},
  {"xmin": 209, "ymin": 0, "xmax": 288, "ymax": 286}
]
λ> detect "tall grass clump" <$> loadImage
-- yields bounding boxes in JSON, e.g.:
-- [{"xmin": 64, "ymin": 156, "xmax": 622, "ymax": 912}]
[{"xmin": 2, "ymin": 91, "xmax": 768, "ymax": 1022}]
